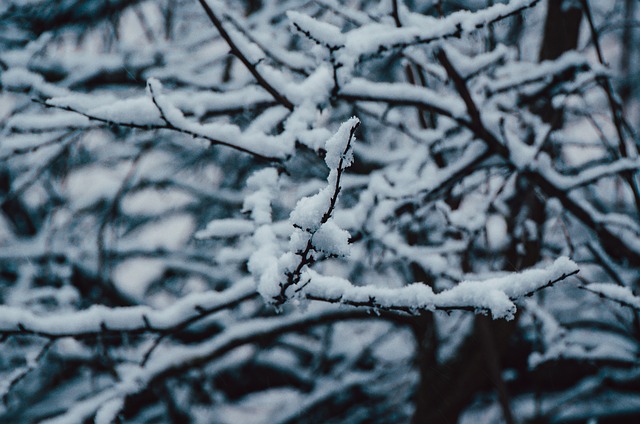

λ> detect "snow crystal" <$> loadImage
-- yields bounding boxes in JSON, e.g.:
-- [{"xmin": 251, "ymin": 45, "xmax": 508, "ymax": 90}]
[{"xmin": 584, "ymin": 283, "xmax": 640, "ymax": 310}]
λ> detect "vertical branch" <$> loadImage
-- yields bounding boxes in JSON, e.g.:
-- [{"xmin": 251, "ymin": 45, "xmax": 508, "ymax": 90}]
[
  {"xmin": 581, "ymin": 0, "xmax": 640, "ymax": 214},
  {"xmin": 619, "ymin": 0, "xmax": 636, "ymax": 106},
  {"xmin": 391, "ymin": 0, "xmax": 430, "ymax": 131},
  {"xmin": 477, "ymin": 317, "xmax": 516, "ymax": 424},
  {"xmin": 164, "ymin": 0, "xmax": 175, "ymax": 40}
]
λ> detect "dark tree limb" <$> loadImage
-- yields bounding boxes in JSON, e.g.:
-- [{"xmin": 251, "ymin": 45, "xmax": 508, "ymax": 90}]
[{"xmin": 196, "ymin": 0, "xmax": 294, "ymax": 110}]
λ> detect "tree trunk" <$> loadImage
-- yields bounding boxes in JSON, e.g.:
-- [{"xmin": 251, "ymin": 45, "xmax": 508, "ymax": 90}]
[
  {"xmin": 412, "ymin": 316, "xmax": 516, "ymax": 424},
  {"xmin": 539, "ymin": 0, "xmax": 583, "ymax": 61}
]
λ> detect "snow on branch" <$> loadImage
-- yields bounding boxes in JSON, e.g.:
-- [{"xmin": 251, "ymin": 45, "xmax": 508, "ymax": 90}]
[
  {"xmin": 533, "ymin": 155, "xmax": 640, "ymax": 191},
  {"xmin": 0, "ymin": 280, "xmax": 256, "ymax": 338},
  {"xmin": 240, "ymin": 116, "xmax": 579, "ymax": 318},
  {"xmin": 435, "ymin": 48, "xmax": 640, "ymax": 263},
  {"xmin": 339, "ymin": 78, "xmax": 467, "ymax": 118},
  {"xmin": 34, "ymin": 78, "xmax": 292, "ymax": 161},
  {"xmin": 526, "ymin": 298, "xmax": 638, "ymax": 370},
  {"xmin": 253, "ymin": 118, "xmax": 360, "ymax": 305},
  {"xmin": 484, "ymin": 51, "xmax": 597, "ymax": 96},
  {"xmin": 41, "ymin": 307, "xmax": 411, "ymax": 424},
  {"xmin": 580, "ymin": 283, "xmax": 640, "ymax": 312},
  {"xmin": 302, "ymin": 257, "xmax": 579, "ymax": 320}
]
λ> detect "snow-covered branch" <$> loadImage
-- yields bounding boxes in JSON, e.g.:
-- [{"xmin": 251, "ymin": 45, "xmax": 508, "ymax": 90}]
[
  {"xmin": 303, "ymin": 258, "xmax": 578, "ymax": 319},
  {"xmin": 29, "ymin": 79, "xmax": 291, "ymax": 161},
  {"xmin": 0, "ymin": 280, "xmax": 256, "ymax": 338}
]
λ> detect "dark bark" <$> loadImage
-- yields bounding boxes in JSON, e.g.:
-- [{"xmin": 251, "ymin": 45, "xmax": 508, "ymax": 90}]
[
  {"xmin": 539, "ymin": 0, "xmax": 583, "ymax": 62},
  {"xmin": 413, "ymin": 317, "xmax": 516, "ymax": 424}
]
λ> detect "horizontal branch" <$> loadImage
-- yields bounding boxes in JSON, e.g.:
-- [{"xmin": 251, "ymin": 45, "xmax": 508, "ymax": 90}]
[
  {"xmin": 0, "ymin": 281, "xmax": 257, "ymax": 339},
  {"xmin": 302, "ymin": 258, "xmax": 579, "ymax": 319}
]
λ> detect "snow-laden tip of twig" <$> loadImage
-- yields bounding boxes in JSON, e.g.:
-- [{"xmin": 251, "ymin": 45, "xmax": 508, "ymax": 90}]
[
  {"xmin": 580, "ymin": 283, "xmax": 640, "ymax": 311},
  {"xmin": 38, "ymin": 78, "xmax": 291, "ymax": 161},
  {"xmin": 324, "ymin": 116, "xmax": 358, "ymax": 169},
  {"xmin": 287, "ymin": 11, "xmax": 345, "ymax": 50},
  {"xmin": 303, "ymin": 257, "xmax": 579, "ymax": 319}
]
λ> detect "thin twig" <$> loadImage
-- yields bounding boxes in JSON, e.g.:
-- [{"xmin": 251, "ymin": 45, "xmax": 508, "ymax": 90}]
[
  {"xmin": 581, "ymin": 0, "xmax": 640, "ymax": 214},
  {"xmin": 197, "ymin": 0, "xmax": 294, "ymax": 110}
]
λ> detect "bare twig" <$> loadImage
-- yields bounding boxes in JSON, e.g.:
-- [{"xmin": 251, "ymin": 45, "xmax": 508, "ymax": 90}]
[
  {"xmin": 581, "ymin": 0, "xmax": 640, "ymax": 214},
  {"xmin": 197, "ymin": 0, "xmax": 294, "ymax": 110}
]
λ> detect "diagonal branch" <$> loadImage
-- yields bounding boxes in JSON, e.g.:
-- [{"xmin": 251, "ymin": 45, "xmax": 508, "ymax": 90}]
[
  {"xmin": 197, "ymin": 0, "xmax": 294, "ymax": 110},
  {"xmin": 581, "ymin": 0, "xmax": 640, "ymax": 214}
]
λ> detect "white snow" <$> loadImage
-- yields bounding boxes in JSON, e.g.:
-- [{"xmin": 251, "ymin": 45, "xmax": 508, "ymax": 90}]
[
  {"xmin": 302, "ymin": 257, "xmax": 578, "ymax": 319},
  {"xmin": 195, "ymin": 219, "xmax": 255, "ymax": 239},
  {"xmin": 583, "ymin": 283, "xmax": 640, "ymax": 311}
]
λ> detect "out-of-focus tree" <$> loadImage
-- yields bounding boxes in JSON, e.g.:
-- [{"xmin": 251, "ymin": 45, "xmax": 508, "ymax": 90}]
[{"xmin": 0, "ymin": 1, "xmax": 639, "ymax": 423}]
